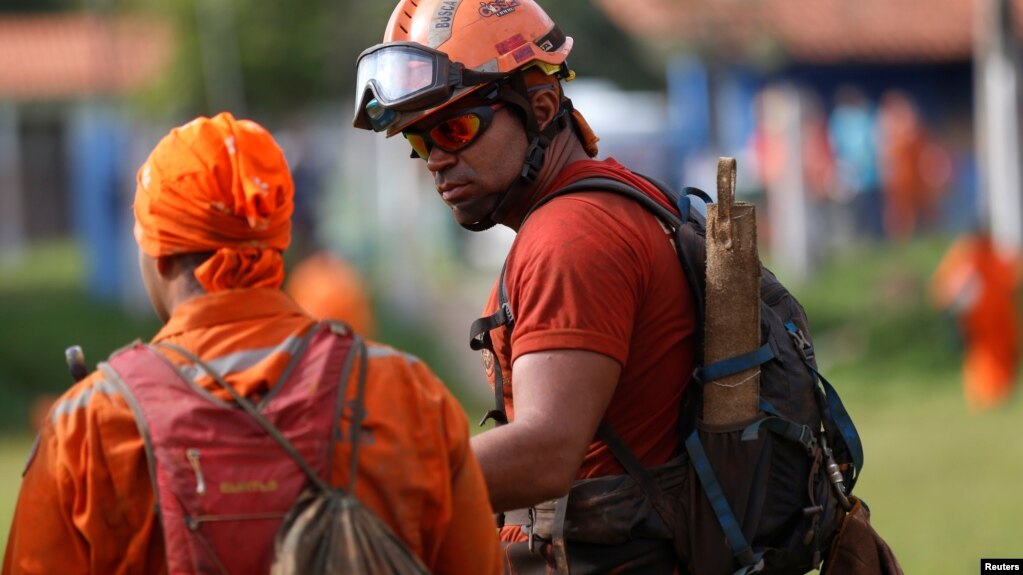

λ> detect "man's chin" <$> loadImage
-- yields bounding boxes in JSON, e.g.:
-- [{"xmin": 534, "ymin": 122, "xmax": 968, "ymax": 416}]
[
  {"xmin": 449, "ymin": 200, "xmax": 497, "ymax": 227},
  {"xmin": 451, "ymin": 209, "xmax": 488, "ymax": 227}
]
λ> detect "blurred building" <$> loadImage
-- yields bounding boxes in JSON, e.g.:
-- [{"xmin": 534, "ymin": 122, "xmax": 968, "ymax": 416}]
[
  {"xmin": 0, "ymin": 13, "xmax": 174, "ymax": 299},
  {"xmin": 594, "ymin": 0, "xmax": 1023, "ymax": 279}
]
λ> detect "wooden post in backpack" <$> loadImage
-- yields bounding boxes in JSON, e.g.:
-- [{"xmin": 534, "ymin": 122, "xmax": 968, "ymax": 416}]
[{"xmin": 703, "ymin": 157, "xmax": 762, "ymax": 424}]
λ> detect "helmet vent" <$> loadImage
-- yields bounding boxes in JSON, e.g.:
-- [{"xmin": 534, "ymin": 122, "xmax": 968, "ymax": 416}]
[{"xmin": 392, "ymin": 0, "xmax": 415, "ymax": 36}]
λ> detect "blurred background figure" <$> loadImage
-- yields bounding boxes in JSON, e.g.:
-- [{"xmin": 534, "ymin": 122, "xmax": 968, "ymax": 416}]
[
  {"xmin": 931, "ymin": 231, "xmax": 1021, "ymax": 412},
  {"xmin": 285, "ymin": 250, "xmax": 376, "ymax": 337},
  {"xmin": 877, "ymin": 90, "xmax": 940, "ymax": 240},
  {"xmin": 28, "ymin": 394, "xmax": 58, "ymax": 433},
  {"xmin": 828, "ymin": 85, "xmax": 882, "ymax": 239}
]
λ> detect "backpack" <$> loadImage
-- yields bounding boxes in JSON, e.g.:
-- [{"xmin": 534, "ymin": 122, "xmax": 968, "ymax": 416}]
[
  {"xmin": 471, "ymin": 173, "xmax": 865, "ymax": 575},
  {"xmin": 102, "ymin": 322, "xmax": 429, "ymax": 575}
]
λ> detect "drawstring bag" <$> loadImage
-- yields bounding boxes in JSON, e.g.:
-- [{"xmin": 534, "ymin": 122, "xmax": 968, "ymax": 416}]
[
  {"xmin": 272, "ymin": 487, "xmax": 430, "ymax": 575},
  {"xmin": 265, "ymin": 336, "xmax": 429, "ymax": 574}
]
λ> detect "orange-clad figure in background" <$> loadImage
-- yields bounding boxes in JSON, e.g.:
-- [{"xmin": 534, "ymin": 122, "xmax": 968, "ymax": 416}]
[
  {"xmin": 285, "ymin": 250, "xmax": 376, "ymax": 337},
  {"xmin": 931, "ymin": 232, "xmax": 1021, "ymax": 412},
  {"xmin": 875, "ymin": 89, "xmax": 932, "ymax": 239},
  {"xmin": 3, "ymin": 113, "xmax": 501, "ymax": 574}
]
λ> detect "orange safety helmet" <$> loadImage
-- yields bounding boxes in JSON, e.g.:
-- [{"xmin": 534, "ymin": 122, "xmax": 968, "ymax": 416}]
[{"xmin": 353, "ymin": 0, "xmax": 573, "ymax": 136}]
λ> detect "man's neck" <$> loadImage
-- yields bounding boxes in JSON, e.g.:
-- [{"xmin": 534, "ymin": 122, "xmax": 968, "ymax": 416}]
[
  {"xmin": 161, "ymin": 267, "xmax": 207, "ymax": 321},
  {"xmin": 501, "ymin": 131, "xmax": 592, "ymax": 231}
]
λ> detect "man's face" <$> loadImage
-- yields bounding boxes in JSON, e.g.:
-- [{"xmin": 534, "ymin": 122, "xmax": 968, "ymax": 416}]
[{"xmin": 406, "ymin": 100, "xmax": 527, "ymax": 226}]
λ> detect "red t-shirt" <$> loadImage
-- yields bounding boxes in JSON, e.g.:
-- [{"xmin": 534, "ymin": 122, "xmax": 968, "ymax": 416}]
[{"xmin": 481, "ymin": 158, "xmax": 698, "ymax": 478}]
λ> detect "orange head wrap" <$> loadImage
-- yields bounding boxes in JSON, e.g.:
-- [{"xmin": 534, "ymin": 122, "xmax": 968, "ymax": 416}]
[{"xmin": 134, "ymin": 112, "xmax": 294, "ymax": 292}]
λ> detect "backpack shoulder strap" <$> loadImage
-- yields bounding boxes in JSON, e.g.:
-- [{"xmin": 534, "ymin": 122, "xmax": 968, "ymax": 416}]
[
  {"xmin": 468, "ymin": 260, "xmax": 513, "ymax": 428},
  {"xmin": 524, "ymin": 174, "xmax": 710, "ymax": 331},
  {"xmin": 99, "ymin": 345, "xmax": 181, "ymax": 517}
]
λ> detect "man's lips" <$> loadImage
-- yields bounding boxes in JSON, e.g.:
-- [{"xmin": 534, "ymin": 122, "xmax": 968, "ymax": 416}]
[{"xmin": 438, "ymin": 182, "xmax": 471, "ymax": 204}]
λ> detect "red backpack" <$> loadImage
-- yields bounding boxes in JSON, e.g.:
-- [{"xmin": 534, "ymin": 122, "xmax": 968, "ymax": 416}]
[{"xmin": 99, "ymin": 322, "xmax": 427, "ymax": 574}]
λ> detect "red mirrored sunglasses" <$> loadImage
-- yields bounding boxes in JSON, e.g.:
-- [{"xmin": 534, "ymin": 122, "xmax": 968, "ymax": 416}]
[{"xmin": 402, "ymin": 102, "xmax": 506, "ymax": 159}]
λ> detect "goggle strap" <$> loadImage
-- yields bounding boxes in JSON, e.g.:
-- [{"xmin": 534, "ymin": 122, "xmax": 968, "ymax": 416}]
[
  {"xmin": 460, "ymin": 69, "xmax": 508, "ymax": 89},
  {"xmin": 536, "ymin": 25, "xmax": 568, "ymax": 56},
  {"xmin": 503, "ymin": 73, "xmax": 539, "ymax": 134}
]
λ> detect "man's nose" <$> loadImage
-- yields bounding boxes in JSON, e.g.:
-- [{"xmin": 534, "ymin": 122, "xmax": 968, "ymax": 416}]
[{"xmin": 426, "ymin": 147, "xmax": 457, "ymax": 172}]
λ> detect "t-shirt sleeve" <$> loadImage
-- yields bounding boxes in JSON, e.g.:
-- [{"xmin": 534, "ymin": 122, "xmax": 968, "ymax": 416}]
[{"xmin": 505, "ymin": 195, "xmax": 648, "ymax": 365}]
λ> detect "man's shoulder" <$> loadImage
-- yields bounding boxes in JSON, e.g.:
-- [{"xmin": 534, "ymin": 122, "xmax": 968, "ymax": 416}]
[
  {"xmin": 515, "ymin": 186, "xmax": 661, "ymax": 261},
  {"xmin": 364, "ymin": 341, "xmax": 424, "ymax": 368},
  {"xmin": 362, "ymin": 342, "xmax": 445, "ymax": 395},
  {"xmin": 45, "ymin": 368, "xmax": 134, "ymax": 432},
  {"xmin": 359, "ymin": 341, "xmax": 459, "ymax": 419},
  {"xmin": 528, "ymin": 168, "xmax": 663, "ymax": 229}
]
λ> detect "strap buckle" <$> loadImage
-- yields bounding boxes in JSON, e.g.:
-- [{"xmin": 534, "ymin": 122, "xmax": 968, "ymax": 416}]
[
  {"xmin": 527, "ymin": 507, "xmax": 537, "ymax": 553},
  {"xmin": 785, "ymin": 324, "xmax": 815, "ymax": 361},
  {"xmin": 479, "ymin": 409, "xmax": 509, "ymax": 427},
  {"xmin": 799, "ymin": 425, "xmax": 818, "ymax": 456}
]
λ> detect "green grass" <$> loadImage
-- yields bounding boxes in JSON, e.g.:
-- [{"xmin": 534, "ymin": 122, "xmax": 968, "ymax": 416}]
[
  {"xmin": 0, "ymin": 435, "xmax": 32, "ymax": 550},
  {"xmin": 2, "ymin": 236, "xmax": 1022, "ymax": 572},
  {"xmin": 0, "ymin": 242, "xmax": 161, "ymax": 431},
  {"xmin": 784, "ymin": 235, "xmax": 1023, "ymax": 574}
]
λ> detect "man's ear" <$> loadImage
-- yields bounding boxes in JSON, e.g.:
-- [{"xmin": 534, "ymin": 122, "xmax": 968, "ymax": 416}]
[
  {"xmin": 155, "ymin": 255, "xmax": 175, "ymax": 278},
  {"xmin": 530, "ymin": 88, "xmax": 561, "ymax": 131}
]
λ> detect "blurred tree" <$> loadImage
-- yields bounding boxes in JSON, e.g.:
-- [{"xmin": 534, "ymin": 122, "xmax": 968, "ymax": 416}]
[
  {"xmin": 0, "ymin": 0, "xmax": 72, "ymax": 11},
  {"xmin": 131, "ymin": 0, "xmax": 394, "ymax": 119},
  {"xmin": 125, "ymin": 0, "xmax": 664, "ymax": 118},
  {"xmin": 543, "ymin": 0, "xmax": 663, "ymax": 91}
]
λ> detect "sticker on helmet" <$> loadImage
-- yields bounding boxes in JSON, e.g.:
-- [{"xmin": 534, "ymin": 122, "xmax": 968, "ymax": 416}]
[
  {"xmin": 478, "ymin": 0, "xmax": 518, "ymax": 18},
  {"xmin": 511, "ymin": 44, "xmax": 534, "ymax": 64},
  {"xmin": 495, "ymin": 34, "xmax": 526, "ymax": 56}
]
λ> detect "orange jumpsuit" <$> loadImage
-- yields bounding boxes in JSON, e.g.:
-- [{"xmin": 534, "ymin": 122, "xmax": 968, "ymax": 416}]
[
  {"xmin": 932, "ymin": 235, "xmax": 1021, "ymax": 411},
  {"xmin": 3, "ymin": 289, "xmax": 501, "ymax": 574}
]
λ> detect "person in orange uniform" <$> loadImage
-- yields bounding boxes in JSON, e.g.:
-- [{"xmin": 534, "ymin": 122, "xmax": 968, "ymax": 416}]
[
  {"xmin": 285, "ymin": 249, "xmax": 377, "ymax": 337},
  {"xmin": 3, "ymin": 113, "xmax": 501, "ymax": 575},
  {"xmin": 931, "ymin": 232, "xmax": 1021, "ymax": 412}
]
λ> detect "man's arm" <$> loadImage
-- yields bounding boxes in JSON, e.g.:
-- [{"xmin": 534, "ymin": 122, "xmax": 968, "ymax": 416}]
[
  {"xmin": 469, "ymin": 349, "xmax": 621, "ymax": 512},
  {"xmin": 431, "ymin": 396, "xmax": 504, "ymax": 575},
  {"xmin": 3, "ymin": 428, "xmax": 89, "ymax": 575}
]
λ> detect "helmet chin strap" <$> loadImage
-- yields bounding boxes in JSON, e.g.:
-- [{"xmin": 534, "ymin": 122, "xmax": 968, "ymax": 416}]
[{"xmin": 458, "ymin": 74, "xmax": 574, "ymax": 232}]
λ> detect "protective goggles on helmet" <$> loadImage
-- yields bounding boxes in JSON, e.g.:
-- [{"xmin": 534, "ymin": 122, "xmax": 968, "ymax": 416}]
[
  {"xmin": 402, "ymin": 102, "xmax": 506, "ymax": 159},
  {"xmin": 353, "ymin": 42, "xmax": 506, "ymax": 132}
]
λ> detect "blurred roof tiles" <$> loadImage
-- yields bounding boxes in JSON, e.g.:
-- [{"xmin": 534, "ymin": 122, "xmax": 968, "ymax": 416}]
[
  {"xmin": 593, "ymin": 0, "xmax": 1016, "ymax": 63},
  {"xmin": 0, "ymin": 13, "xmax": 174, "ymax": 100}
]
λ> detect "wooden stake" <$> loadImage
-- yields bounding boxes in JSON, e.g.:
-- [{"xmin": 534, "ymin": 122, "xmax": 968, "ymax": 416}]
[{"xmin": 703, "ymin": 158, "xmax": 761, "ymax": 424}]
